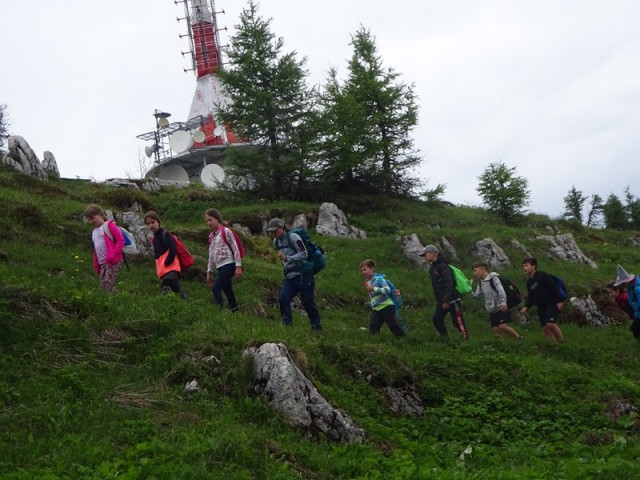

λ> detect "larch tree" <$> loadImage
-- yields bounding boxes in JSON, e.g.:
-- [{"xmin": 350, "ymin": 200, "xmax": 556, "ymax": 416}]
[
  {"xmin": 217, "ymin": 1, "xmax": 316, "ymax": 200},
  {"xmin": 318, "ymin": 27, "xmax": 422, "ymax": 196},
  {"xmin": 563, "ymin": 186, "xmax": 587, "ymax": 224}
]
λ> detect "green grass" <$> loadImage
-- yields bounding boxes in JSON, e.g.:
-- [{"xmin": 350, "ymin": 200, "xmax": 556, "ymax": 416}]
[{"xmin": 1, "ymin": 165, "xmax": 640, "ymax": 479}]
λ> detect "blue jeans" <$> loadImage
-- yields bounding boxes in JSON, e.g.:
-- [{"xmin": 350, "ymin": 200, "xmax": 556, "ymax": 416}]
[
  {"xmin": 212, "ymin": 263, "xmax": 238, "ymax": 311},
  {"xmin": 279, "ymin": 273, "xmax": 321, "ymax": 330}
]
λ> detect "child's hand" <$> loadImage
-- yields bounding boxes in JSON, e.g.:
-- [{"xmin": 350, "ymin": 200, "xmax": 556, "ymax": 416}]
[{"xmin": 364, "ymin": 281, "xmax": 373, "ymax": 293}]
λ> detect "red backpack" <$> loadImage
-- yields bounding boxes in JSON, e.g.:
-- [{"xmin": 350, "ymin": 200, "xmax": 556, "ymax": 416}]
[
  {"xmin": 209, "ymin": 225, "xmax": 245, "ymax": 260},
  {"xmin": 164, "ymin": 231, "xmax": 194, "ymax": 269}
]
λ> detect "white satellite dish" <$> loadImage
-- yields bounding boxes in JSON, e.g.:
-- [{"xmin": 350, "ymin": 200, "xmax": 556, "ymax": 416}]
[
  {"xmin": 169, "ymin": 130, "xmax": 193, "ymax": 153},
  {"xmin": 158, "ymin": 117, "xmax": 170, "ymax": 128},
  {"xmin": 200, "ymin": 163, "xmax": 225, "ymax": 188},
  {"xmin": 213, "ymin": 126, "xmax": 223, "ymax": 137},
  {"xmin": 144, "ymin": 145, "xmax": 153, "ymax": 158},
  {"xmin": 193, "ymin": 130, "xmax": 206, "ymax": 143},
  {"xmin": 158, "ymin": 165, "xmax": 189, "ymax": 183}
]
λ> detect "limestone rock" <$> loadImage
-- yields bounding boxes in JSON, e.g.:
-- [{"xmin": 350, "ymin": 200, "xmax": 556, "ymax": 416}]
[
  {"xmin": 118, "ymin": 211, "xmax": 153, "ymax": 256},
  {"xmin": 473, "ymin": 238, "xmax": 511, "ymax": 269},
  {"xmin": 400, "ymin": 234, "xmax": 429, "ymax": 270},
  {"xmin": 292, "ymin": 214, "xmax": 308, "ymax": 229},
  {"xmin": 511, "ymin": 239, "xmax": 532, "ymax": 258},
  {"xmin": 440, "ymin": 236, "xmax": 459, "ymax": 261},
  {"xmin": 231, "ymin": 223, "xmax": 251, "ymax": 237},
  {"xmin": 382, "ymin": 385, "xmax": 424, "ymax": 417},
  {"xmin": 246, "ymin": 343, "xmax": 365, "ymax": 443},
  {"xmin": 316, "ymin": 202, "xmax": 366, "ymax": 239},
  {"xmin": 2, "ymin": 136, "xmax": 46, "ymax": 179},
  {"xmin": 104, "ymin": 178, "xmax": 139, "ymax": 190},
  {"xmin": 570, "ymin": 296, "xmax": 609, "ymax": 327},
  {"xmin": 42, "ymin": 151, "xmax": 60, "ymax": 179},
  {"xmin": 535, "ymin": 233, "xmax": 597, "ymax": 268}
]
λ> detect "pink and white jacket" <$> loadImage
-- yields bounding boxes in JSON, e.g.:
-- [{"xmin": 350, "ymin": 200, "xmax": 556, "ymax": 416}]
[{"xmin": 93, "ymin": 220, "xmax": 125, "ymax": 273}]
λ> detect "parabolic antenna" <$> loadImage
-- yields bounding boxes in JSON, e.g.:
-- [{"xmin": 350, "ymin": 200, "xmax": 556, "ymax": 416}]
[
  {"xmin": 169, "ymin": 130, "xmax": 193, "ymax": 153},
  {"xmin": 158, "ymin": 165, "xmax": 189, "ymax": 183},
  {"xmin": 144, "ymin": 145, "xmax": 153, "ymax": 158},
  {"xmin": 213, "ymin": 126, "xmax": 223, "ymax": 137},
  {"xmin": 200, "ymin": 163, "xmax": 225, "ymax": 188},
  {"xmin": 193, "ymin": 130, "xmax": 206, "ymax": 143},
  {"xmin": 158, "ymin": 117, "xmax": 170, "ymax": 128}
]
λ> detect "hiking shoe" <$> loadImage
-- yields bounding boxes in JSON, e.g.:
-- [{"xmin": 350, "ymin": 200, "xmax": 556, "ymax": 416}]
[{"xmin": 518, "ymin": 336, "xmax": 526, "ymax": 342}]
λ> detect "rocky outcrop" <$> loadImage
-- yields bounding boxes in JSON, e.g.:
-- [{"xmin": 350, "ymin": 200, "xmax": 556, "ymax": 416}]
[
  {"xmin": 511, "ymin": 239, "xmax": 532, "ymax": 259},
  {"xmin": 104, "ymin": 178, "xmax": 139, "ymax": 190},
  {"xmin": 245, "ymin": 343, "xmax": 365, "ymax": 443},
  {"xmin": 42, "ymin": 151, "xmax": 60, "ymax": 179},
  {"xmin": 570, "ymin": 296, "xmax": 609, "ymax": 327},
  {"xmin": 119, "ymin": 211, "xmax": 154, "ymax": 256},
  {"xmin": 292, "ymin": 214, "xmax": 308, "ymax": 229},
  {"xmin": 2, "ymin": 136, "xmax": 46, "ymax": 179},
  {"xmin": 382, "ymin": 385, "xmax": 424, "ymax": 417},
  {"xmin": 536, "ymin": 233, "xmax": 597, "ymax": 268},
  {"xmin": 440, "ymin": 237, "xmax": 459, "ymax": 261},
  {"xmin": 473, "ymin": 238, "xmax": 511, "ymax": 269},
  {"xmin": 316, "ymin": 202, "xmax": 366, "ymax": 239},
  {"xmin": 400, "ymin": 234, "xmax": 429, "ymax": 270}
]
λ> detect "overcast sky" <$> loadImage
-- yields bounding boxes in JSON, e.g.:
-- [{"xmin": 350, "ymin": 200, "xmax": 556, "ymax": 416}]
[{"xmin": 2, "ymin": 0, "xmax": 639, "ymax": 216}]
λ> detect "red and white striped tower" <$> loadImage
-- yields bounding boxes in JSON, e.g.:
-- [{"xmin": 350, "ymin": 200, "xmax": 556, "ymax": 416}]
[{"xmin": 182, "ymin": 0, "xmax": 238, "ymax": 146}]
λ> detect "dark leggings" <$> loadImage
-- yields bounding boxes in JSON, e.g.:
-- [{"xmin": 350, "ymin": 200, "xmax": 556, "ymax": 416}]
[
  {"xmin": 432, "ymin": 300, "xmax": 468, "ymax": 340},
  {"xmin": 212, "ymin": 263, "xmax": 238, "ymax": 311}
]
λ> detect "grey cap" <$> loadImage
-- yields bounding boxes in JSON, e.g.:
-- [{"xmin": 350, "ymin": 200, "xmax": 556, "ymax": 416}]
[
  {"xmin": 614, "ymin": 264, "xmax": 636, "ymax": 287},
  {"xmin": 419, "ymin": 244, "xmax": 439, "ymax": 256},
  {"xmin": 266, "ymin": 217, "xmax": 285, "ymax": 232}
]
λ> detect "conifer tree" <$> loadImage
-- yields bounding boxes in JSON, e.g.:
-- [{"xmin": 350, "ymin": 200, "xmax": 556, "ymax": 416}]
[
  {"xmin": 585, "ymin": 194, "xmax": 604, "ymax": 227},
  {"xmin": 318, "ymin": 27, "xmax": 422, "ymax": 195},
  {"xmin": 217, "ymin": 1, "xmax": 316, "ymax": 200},
  {"xmin": 603, "ymin": 193, "xmax": 628, "ymax": 230},
  {"xmin": 563, "ymin": 186, "xmax": 587, "ymax": 224},
  {"xmin": 477, "ymin": 162, "xmax": 530, "ymax": 223}
]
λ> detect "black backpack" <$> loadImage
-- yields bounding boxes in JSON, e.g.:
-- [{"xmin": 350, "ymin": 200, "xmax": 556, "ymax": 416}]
[{"xmin": 489, "ymin": 276, "xmax": 523, "ymax": 309}]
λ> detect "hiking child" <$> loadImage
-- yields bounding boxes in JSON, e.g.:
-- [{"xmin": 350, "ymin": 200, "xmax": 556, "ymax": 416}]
[
  {"xmin": 607, "ymin": 282, "xmax": 635, "ymax": 320},
  {"xmin": 360, "ymin": 259, "xmax": 406, "ymax": 337},
  {"xmin": 612, "ymin": 265, "xmax": 640, "ymax": 340},
  {"xmin": 471, "ymin": 262, "xmax": 524, "ymax": 342},
  {"xmin": 267, "ymin": 217, "xmax": 322, "ymax": 331},
  {"xmin": 419, "ymin": 244, "xmax": 469, "ymax": 340},
  {"xmin": 205, "ymin": 208, "xmax": 243, "ymax": 312},
  {"xmin": 520, "ymin": 257, "xmax": 565, "ymax": 342},
  {"xmin": 84, "ymin": 204, "xmax": 124, "ymax": 293},
  {"xmin": 144, "ymin": 211, "xmax": 186, "ymax": 299}
]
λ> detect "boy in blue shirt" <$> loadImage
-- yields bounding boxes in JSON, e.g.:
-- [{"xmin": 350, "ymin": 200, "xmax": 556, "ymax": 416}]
[{"xmin": 360, "ymin": 259, "xmax": 405, "ymax": 337}]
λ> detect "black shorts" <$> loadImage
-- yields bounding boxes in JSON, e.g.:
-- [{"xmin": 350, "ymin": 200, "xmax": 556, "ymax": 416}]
[
  {"xmin": 489, "ymin": 309, "xmax": 510, "ymax": 327},
  {"xmin": 538, "ymin": 304, "xmax": 559, "ymax": 327}
]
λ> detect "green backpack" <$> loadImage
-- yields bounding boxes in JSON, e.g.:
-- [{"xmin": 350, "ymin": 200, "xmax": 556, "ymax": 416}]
[{"xmin": 449, "ymin": 265, "xmax": 473, "ymax": 295}]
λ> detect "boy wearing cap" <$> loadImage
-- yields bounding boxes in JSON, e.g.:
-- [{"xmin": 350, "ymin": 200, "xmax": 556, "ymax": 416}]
[
  {"xmin": 520, "ymin": 257, "xmax": 565, "ymax": 342},
  {"xmin": 419, "ymin": 244, "xmax": 469, "ymax": 340},
  {"xmin": 267, "ymin": 217, "xmax": 322, "ymax": 331},
  {"xmin": 613, "ymin": 264, "xmax": 640, "ymax": 340}
]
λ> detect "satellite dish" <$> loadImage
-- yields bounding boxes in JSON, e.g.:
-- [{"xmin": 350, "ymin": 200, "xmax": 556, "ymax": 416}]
[
  {"xmin": 144, "ymin": 145, "xmax": 153, "ymax": 158},
  {"xmin": 200, "ymin": 163, "xmax": 225, "ymax": 188},
  {"xmin": 158, "ymin": 117, "xmax": 170, "ymax": 128},
  {"xmin": 158, "ymin": 165, "xmax": 189, "ymax": 183},
  {"xmin": 193, "ymin": 130, "xmax": 206, "ymax": 143},
  {"xmin": 169, "ymin": 130, "xmax": 193, "ymax": 153},
  {"xmin": 213, "ymin": 126, "xmax": 223, "ymax": 137}
]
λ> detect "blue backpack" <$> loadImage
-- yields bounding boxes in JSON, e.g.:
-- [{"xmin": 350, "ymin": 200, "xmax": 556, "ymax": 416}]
[
  {"xmin": 550, "ymin": 274, "xmax": 568, "ymax": 301},
  {"xmin": 374, "ymin": 273, "xmax": 409, "ymax": 333},
  {"xmin": 283, "ymin": 228, "xmax": 326, "ymax": 275}
]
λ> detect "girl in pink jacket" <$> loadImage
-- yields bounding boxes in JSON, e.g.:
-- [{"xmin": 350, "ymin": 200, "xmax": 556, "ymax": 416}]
[{"xmin": 84, "ymin": 204, "xmax": 124, "ymax": 292}]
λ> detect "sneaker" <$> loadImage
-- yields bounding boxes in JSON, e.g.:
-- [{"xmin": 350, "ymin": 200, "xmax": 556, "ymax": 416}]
[{"xmin": 518, "ymin": 336, "xmax": 526, "ymax": 342}]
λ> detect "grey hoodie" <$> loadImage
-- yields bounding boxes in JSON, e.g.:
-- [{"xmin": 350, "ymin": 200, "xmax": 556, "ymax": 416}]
[{"xmin": 472, "ymin": 272, "xmax": 507, "ymax": 313}]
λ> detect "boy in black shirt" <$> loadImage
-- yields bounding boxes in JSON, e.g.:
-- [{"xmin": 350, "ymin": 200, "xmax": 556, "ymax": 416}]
[{"xmin": 520, "ymin": 257, "xmax": 565, "ymax": 342}]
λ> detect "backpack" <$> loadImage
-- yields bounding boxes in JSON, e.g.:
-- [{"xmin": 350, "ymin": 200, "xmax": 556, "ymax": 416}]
[
  {"xmin": 489, "ymin": 275, "xmax": 523, "ymax": 309},
  {"xmin": 550, "ymin": 274, "xmax": 568, "ymax": 301},
  {"xmin": 219, "ymin": 225, "xmax": 245, "ymax": 260},
  {"xmin": 283, "ymin": 227, "xmax": 326, "ymax": 275},
  {"xmin": 449, "ymin": 264, "xmax": 472, "ymax": 295},
  {"xmin": 375, "ymin": 273, "xmax": 409, "ymax": 333},
  {"xmin": 103, "ymin": 222, "xmax": 137, "ymax": 255},
  {"xmin": 171, "ymin": 233, "xmax": 194, "ymax": 269}
]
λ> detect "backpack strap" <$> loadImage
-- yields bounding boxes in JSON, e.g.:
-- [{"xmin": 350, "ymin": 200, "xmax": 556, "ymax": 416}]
[{"xmin": 219, "ymin": 226, "xmax": 236, "ymax": 261}]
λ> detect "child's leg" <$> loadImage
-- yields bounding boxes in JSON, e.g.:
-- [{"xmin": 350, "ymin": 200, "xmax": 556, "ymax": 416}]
[
  {"xmin": 499, "ymin": 323, "xmax": 522, "ymax": 339},
  {"xmin": 212, "ymin": 265, "xmax": 234, "ymax": 308},
  {"xmin": 100, "ymin": 262, "xmax": 122, "ymax": 293},
  {"xmin": 370, "ymin": 310, "xmax": 384, "ymax": 334},
  {"xmin": 546, "ymin": 322, "xmax": 564, "ymax": 342},
  {"xmin": 432, "ymin": 304, "xmax": 449, "ymax": 337},
  {"xmin": 379, "ymin": 305, "xmax": 405, "ymax": 337}
]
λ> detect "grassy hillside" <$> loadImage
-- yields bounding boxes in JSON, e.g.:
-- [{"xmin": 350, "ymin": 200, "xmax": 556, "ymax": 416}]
[{"xmin": 1, "ymin": 165, "xmax": 639, "ymax": 479}]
